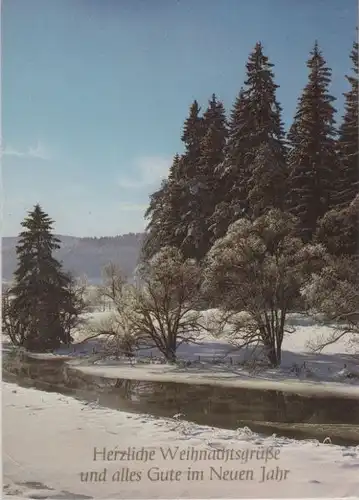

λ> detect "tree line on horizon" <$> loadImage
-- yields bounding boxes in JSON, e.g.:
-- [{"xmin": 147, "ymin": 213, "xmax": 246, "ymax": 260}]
[{"xmin": 143, "ymin": 40, "xmax": 358, "ymax": 262}]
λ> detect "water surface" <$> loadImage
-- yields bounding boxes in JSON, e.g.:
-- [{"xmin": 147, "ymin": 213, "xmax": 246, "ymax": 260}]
[{"xmin": 3, "ymin": 352, "xmax": 359, "ymax": 446}]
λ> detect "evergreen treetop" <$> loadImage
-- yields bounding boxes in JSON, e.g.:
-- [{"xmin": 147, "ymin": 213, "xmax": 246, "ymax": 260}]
[
  {"xmin": 243, "ymin": 42, "xmax": 286, "ymax": 146},
  {"xmin": 181, "ymin": 99, "xmax": 205, "ymax": 163},
  {"xmin": 211, "ymin": 42, "xmax": 287, "ymax": 238},
  {"xmin": 287, "ymin": 41, "xmax": 338, "ymax": 242}
]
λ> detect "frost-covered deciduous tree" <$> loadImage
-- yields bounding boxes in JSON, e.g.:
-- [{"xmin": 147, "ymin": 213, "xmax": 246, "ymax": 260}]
[
  {"xmin": 316, "ymin": 193, "xmax": 359, "ymax": 257},
  {"xmin": 132, "ymin": 247, "xmax": 205, "ymax": 362},
  {"xmin": 86, "ymin": 262, "xmax": 145, "ymax": 359},
  {"xmin": 203, "ymin": 209, "xmax": 326, "ymax": 367},
  {"xmin": 302, "ymin": 256, "xmax": 359, "ymax": 352},
  {"xmin": 92, "ymin": 249, "xmax": 205, "ymax": 362}
]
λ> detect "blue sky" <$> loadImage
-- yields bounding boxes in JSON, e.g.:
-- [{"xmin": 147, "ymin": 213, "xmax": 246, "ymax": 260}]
[{"xmin": 2, "ymin": 0, "xmax": 357, "ymax": 237}]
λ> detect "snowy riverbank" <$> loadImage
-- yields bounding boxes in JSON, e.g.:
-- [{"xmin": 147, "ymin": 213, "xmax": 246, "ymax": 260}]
[
  {"xmin": 37, "ymin": 310, "xmax": 358, "ymax": 398},
  {"xmin": 3, "ymin": 382, "xmax": 359, "ymax": 499},
  {"xmin": 69, "ymin": 361, "xmax": 359, "ymax": 398}
]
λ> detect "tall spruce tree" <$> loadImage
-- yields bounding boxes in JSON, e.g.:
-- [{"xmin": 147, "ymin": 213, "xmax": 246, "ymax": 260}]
[
  {"xmin": 181, "ymin": 99, "xmax": 205, "ymax": 173},
  {"xmin": 336, "ymin": 40, "xmax": 359, "ymax": 208},
  {"xmin": 211, "ymin": 42, "xmax": 287, "ymax": 238},
  {"xmin": 315, "ymin": 41, "xmax": 358, "ymax": 256},
  {"xmin": 182, "ymin": 94, "xmax": 228, "ymax": 260},
  {"xmin": 143, "ymin": 101, "xmax": 205, "ymax": 261},
  {"xmin": 6, "ymin": 205, "xmax": 81, "ymax": 352},
  {"xmin": 178, "ymin": 99, "xmax": 206, "ymax": 259},
  {"xmin": 243, "ymin": 42, "xmax": 287, "ymax": 218},
  {"xmin": 142, "ymin": 179, "xmax": 170, "ymax": 261},
  {"xmin": 287, "ymin": 42, "xmax": 338, "ymax": 242},
  {"xmin": 209, "ymin": 88, "xmax": 250, "ymax": 238},
  {"xmin": 142, "ymin": 155, "xmax": 182, "ymax": 260}
]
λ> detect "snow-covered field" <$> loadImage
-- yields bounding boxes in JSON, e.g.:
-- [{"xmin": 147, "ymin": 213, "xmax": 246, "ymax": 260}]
[
  {"xmin": 47, "ymin": 310, "xmax": 359, "ymax": 397},
  {"xmin": 3, "ymin": 307, "xmax": 359, "ymax": 498},
  {"xmin": 3, "ymin": 382, "xmax": 359, "ymax": 499}
]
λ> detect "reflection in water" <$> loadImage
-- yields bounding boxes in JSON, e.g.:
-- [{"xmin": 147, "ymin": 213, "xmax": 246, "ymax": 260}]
[{"xmin": 3, "ymin": 353, "xmax": 359, "ymax": 445}]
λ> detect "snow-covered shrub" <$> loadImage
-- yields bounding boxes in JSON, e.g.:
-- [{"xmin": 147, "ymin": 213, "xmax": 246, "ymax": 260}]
[
  {"xmin": 302, "ymin": 256, "xmax": 359, "ymax": 353},
  {"xmin": 316, "ymin": 194, "xmax": 358, "ymax": 257}
]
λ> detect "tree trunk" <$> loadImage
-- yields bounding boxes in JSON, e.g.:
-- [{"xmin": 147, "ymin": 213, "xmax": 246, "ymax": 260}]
[
  {"xmin": 165, "ymin": 348, "xmax": 176, "ymax": 363},
  {"xmin": 165, "ymin": 337, "xmax": 177, "ymax": 363},
  {"xmin": 266, "ymin": 340, "xmax": 282, "ymax": 368},
  {"xmin": 267, "ymin": 346, "xmax": 279, "ymax": 367}
]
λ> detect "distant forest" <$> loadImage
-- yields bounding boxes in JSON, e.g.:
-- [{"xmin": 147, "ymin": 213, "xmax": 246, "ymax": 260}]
[{"xmin": 2, "ymin": 233, "xmax": 144, "ymax": 282}]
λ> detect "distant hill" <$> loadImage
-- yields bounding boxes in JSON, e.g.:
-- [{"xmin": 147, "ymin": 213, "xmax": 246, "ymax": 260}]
[{"xmin": 2, "ymin": 233, "xmax": 145, "ymax": 284}]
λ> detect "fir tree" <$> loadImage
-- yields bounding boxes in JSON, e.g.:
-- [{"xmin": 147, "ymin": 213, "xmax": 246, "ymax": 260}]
[
  {"xmin": 181, "ymin": 99, "xmax": 205, "ymax": 169},
  {"xmin": 179, "ymin": 100, "xmax": 206, "ymax": 259},
  {"xmin": 142, "ymin": 155, "xmax": 183, "ymax": 260},
  {"xmin": 209, "ymin": 88, "xmax": 250, "ymax": 238},
  {"xmin": 5, "ymin": 205, "xmax": 82, "ymax": 352},
  {"xmin": 183, "ymin": 94, "xmax": 228, "ymax": 260},
  {"xmin": 144, "ymin": 100, "xmax": 207, "ymax": 261},
  {"xmin": 142, "ymin": 179, "xmax": 170, "ymax": 260},
  {"xmin": 336, "ymin": 40, "xmax": 359, "ymax": 208},
  {"xmin": 287, "ymin": 42, "xmax": 338, "ymax": 242},
  {"xmin": 211, "ymin": 42, "xmax": 287, "ymax": 237},
  {"xmin": 243, "ymin": 42, "xmax": 287, "ymax": 217}
]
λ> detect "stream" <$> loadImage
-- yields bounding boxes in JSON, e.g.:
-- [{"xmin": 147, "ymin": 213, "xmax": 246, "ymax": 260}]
[{"xmin": 3, "ymin": 350, "xmax": 359, "ymax": 446}]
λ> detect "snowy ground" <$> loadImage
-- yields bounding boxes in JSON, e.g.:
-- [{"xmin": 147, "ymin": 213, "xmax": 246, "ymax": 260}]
[
  {"xmin": 3, "ymin": 382, "xmax": 359, "ymax": 499},
  {"xmin": 44, "ymin": 310, "xmax": 359, "ymax": 397},
  {"xmin": 70, "ymin": 362, "xmax": 359, "ymax": 398}
]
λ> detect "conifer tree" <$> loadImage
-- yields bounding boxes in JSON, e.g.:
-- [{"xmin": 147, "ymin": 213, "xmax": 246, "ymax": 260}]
[
  {"xmin": 142, "ymin": 179, "xmax": 170, "ymax": 260},
  {"xmin": 209, "ymin": 89, "xmax": 250, "ymax": 238},
  {"xmin": 5, "ymin": 205, "xmax": 83, "ymax": 351},
  {"xmin": 244, "ymin": 42, "xmax": 287, "ymax": 217},
  {"xmin": 183, "ymin": 94, "xmax": 228, "ymax": 260},
  {"xmin": 143, "ymin": 100, "xmax": 207, "ymax": 261},
  {"xmin": 336, "ymin": 40, "xmax": 359, "ymax": 208},
  {"xmin": 142, "ymin": 154, "xmax": 183, "ymax": 260},
  {"xmin": 287, "ymin": 42, "xmax": 338, "ymax": 242},
  {"xmin": 181, "ymin": 100, "xmax": 205, "ymax": 171},
  {"xmin": 177, "ymin": 100, "xmax": 206, "ymax": 258},
  {"xmin": 211, "ymin": 42, "xmax": 287, "ymax": 237}
]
